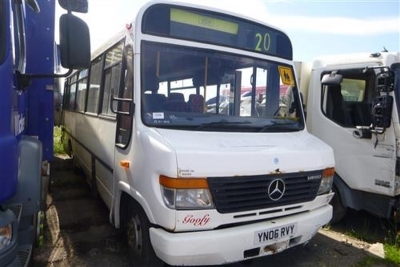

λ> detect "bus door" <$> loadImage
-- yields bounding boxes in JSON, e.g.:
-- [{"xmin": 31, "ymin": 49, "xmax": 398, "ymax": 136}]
[{"xmin": 112, "ymin": 45, "xmax": 134, "ymax": 202}]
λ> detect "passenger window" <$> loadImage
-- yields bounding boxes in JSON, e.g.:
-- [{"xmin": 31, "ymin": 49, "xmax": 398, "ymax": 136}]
[
  {"xmin": 68, "ymin": 74, "xmax": 78, "ymax": 110},
  {"xmin": 75, "ymin": 70, "xmax": 88, "ymax": 112},
  {"xmin": 101, "ymin": 41, "xmax": 124, "ymax": 117},
  {"xmin": 101, "ymin": 65, "xmax": 120, "ymax": 116},
  {"xmin": 86, "ymin": 56, "xmax": 103, "ymax": 114}
]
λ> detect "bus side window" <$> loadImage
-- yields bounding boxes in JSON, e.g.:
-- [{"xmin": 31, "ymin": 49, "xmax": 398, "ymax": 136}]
[
  {"xmin": 86, "ymin": 56, "xmax": 103, "ymax": 114},
  {"xmin": 101, "ymin": 41, "xmax": 124, "ymax": 117}
]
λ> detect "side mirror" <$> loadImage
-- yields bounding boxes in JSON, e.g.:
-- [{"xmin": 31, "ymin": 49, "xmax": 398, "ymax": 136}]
[
  {"xmin": 375, "ymin": 70, "xmax": 394, "ymax": 92},
  {"xmin": 321, "ymin": 72, "xmax": 343, "ymax": 86},
  {"xmin": 371, "ymin": 95, "xmax": 393, "ymax": 131},
  {"xmin": 58, "ymin": 0, "xmax": 88, "ymax": 13},
  {"xmin": 59, "ymin": 14, "xmax": 91, "ymax": 69}
]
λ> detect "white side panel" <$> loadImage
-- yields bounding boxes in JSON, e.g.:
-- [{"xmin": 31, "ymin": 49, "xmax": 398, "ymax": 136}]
[
  {"xmin": 95, "ymin": 160, "xmax": 113, "ymax": 210},
  {"xmin": 75, "ymin": 142, "xmax": 91, "ymax": 176},
  {"xmin": 74, "ymin": 114, "xmax": 116, "ymax": 169}
]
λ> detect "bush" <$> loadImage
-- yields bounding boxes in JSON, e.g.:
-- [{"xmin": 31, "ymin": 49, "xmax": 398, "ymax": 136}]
[
  {"xmin": 53, "ymin": 126, "xmax": 65, "ymax": 154},
  {"xmin": 384, "ymin": 219, "xmax": 400, "ymax": 265}
]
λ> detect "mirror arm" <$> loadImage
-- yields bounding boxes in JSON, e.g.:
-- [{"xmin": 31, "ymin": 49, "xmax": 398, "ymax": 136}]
[
  {"xmin": 15, "ymin": 69, "xmax": 73, "ymax": 91},
  {"xmin": 22, "ymin": 69, "xmax": 73, "ymax": 79}
]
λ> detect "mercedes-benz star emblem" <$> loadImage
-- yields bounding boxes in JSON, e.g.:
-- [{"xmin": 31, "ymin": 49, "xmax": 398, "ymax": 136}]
[{"xmin": 268, "ymin": 179, "xmax": 285, "ymax": 201}]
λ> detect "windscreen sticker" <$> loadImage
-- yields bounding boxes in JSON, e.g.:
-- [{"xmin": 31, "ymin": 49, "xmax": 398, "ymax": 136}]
[
  {"xmin": 152, "ymin": 112, "xmax": 164, "ymax": 119},
  {"xmin": 278, "ymin": 66, "xmax": 294, "ymax": 86}
]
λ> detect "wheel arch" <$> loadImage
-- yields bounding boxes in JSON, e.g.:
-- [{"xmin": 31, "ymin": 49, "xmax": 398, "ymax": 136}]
[
  {"xmin": 332, "ymin": 172, "xmax": 352, "ymax": 208},
  {"xmin": 114, "ymin": 182, "xmax": 155, "ymax": 229}
]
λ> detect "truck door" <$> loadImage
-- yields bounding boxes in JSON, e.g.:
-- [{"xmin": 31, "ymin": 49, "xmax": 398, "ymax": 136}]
[{"xmin": 313, "ymin": 68, "xmax": 396, "ymax": 212}]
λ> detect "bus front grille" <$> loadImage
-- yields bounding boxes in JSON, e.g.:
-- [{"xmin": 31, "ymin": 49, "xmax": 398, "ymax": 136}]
[{"xmin": 208, "ymin": 171, "xmax": 322, "ymax": 214}]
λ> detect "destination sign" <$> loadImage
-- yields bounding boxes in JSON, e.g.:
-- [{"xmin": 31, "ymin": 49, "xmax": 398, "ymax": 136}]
[{"xmin": 142, "ymin": 4, "xmax": 293, "ymax": 60}]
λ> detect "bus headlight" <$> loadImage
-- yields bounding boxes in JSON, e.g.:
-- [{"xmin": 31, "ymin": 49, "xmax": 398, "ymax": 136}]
[
  {"xmin": 160, "ymin": 176, "xmax": 214, "ymax": 209},
  {"xmin": 0, "ymin": 224, "xmax": 12, "ymax": 250},
  {"xmin": 317, "ymin": 167, "xmax": 335, "ymax": 195}
]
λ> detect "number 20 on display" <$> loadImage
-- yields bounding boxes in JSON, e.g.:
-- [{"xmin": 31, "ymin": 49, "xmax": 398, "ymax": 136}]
[{"xmin": 255, "ymin": 32, "xmax": 271, "ymax": 52}]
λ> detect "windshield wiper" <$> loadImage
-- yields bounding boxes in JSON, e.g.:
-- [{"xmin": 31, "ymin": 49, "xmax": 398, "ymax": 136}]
[{"xmin": 258, "ymin": 121, "xmax": 299, "ymax": 132}]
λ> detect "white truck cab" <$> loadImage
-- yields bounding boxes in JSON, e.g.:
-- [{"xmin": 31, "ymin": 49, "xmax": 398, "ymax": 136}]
[{"xmin": 296, "ymin": 52, "xmax": 400, "ymax": 223}]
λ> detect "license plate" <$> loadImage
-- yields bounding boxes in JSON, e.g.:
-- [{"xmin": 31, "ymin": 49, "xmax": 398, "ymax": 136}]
[{"xmin": 254, "ymin": 223, "xmax": 297, "ymax": 245}]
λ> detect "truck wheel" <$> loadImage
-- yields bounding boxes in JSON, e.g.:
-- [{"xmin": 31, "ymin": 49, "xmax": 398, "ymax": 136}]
[
  {"xmin": 126, "ymin": 202, "xmax": 164, "ymax": 267},
  {"xmin": 330, "ymin": 185, "xmax": 347, "ymax": 224}
]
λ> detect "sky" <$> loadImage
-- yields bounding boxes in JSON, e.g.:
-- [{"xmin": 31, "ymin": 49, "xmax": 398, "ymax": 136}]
[{"xmin": 62, "ymin": 0, "xmax": 400, "ymax": 62}]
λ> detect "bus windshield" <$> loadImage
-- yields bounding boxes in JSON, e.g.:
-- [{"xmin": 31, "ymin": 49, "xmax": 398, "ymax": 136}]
[{"xmin": 141, "ymin": 41, "xmax": 304, "ymax": 132}]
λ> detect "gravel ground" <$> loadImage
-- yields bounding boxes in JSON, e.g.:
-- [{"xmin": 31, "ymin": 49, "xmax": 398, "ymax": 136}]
[{"xmin": 32, "ymin": 156, "xmax": 397, "ymax": 267}]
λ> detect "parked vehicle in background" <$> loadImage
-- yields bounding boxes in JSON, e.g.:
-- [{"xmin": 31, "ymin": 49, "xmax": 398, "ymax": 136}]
[
  {"xmin": 295, "ymin": 51, "xmax": 400, "ymax": 223},
  {"xmin": 0, "ymin": 0, "xmax": 90, "ymax": 266},
  {"xmin": 61, "ymin": 1, "xmax": 335, "ymax": 266}
]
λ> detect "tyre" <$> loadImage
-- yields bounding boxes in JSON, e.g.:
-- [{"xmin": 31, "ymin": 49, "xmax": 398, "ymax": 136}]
[
  {"xmin": 125, "ymin": 201, "xmax": 164, "ymax": 267},
  {"xmin": 330, "ymin": 185, "xmax": 347, "ymax": 224}
]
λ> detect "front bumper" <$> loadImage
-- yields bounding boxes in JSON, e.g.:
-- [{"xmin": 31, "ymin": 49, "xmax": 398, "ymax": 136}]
[{"xmin": 150, "ymin": 201, "xmax": 332, "ymax": 266}]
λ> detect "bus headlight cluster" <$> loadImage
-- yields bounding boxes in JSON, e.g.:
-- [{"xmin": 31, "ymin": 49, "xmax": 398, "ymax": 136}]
[
  {"xmin": 317, "ymin": 167, "xmax": 335, "ymax": 195},
  {"xmin": 160, "ymin": 176, "xmax": 214, "ymax": 209},
  {"xmin": 0, "ymin": 224, "xmax": 12, "ymax": 250}
]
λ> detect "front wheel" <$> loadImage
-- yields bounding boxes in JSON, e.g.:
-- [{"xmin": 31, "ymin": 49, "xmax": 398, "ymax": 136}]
[{"xmin": 125, "ymin": 202, "xmax": 164, "ymax": 267}]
